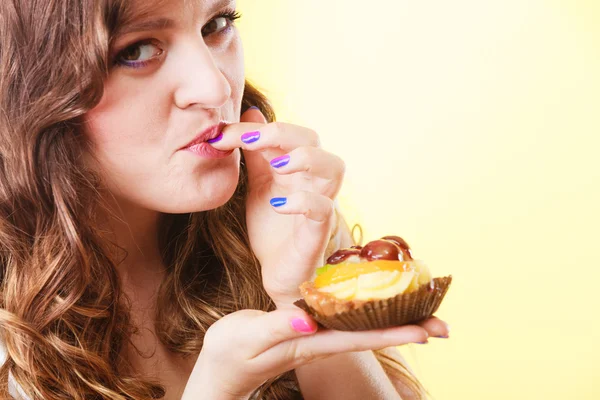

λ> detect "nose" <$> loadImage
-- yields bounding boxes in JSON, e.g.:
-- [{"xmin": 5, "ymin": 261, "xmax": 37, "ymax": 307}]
[{"xmin": 173, "ymin": 39, "xmax": 232, "ymax": 110}]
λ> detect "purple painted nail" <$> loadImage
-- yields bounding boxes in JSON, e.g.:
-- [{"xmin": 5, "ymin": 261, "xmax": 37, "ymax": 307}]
[
  {"xmin": 436, "ymin": 335, "xmax": 449, "ymax": 339},
  {"xmin": 241, "ymin": 131, "xmax": 260, "ymax": 144},
  {"xmin": 207, "ymin": 132, "xmax": 223, "ymax": 144},
  {"xmin": 248, "ymin": 106, "xmax": 260, "ymax": 111},
  {"xmin": 270, "ymin": 154, "xmax": 290, "ymax": 168}
]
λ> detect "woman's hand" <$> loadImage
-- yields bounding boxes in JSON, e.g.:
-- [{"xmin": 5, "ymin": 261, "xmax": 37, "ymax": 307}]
[
  {"xmin": 215, "ymin": 108, "xmax": 345, "ymax": 308},
  {"xmin": 181, "ymin": 308, "xmax": 445, "ymax": 399}
]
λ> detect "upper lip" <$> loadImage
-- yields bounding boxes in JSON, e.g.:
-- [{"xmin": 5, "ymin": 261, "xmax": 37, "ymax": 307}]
[{"xmin": 181, "ymin": 121, "xmax": 228, "ymax": 149}]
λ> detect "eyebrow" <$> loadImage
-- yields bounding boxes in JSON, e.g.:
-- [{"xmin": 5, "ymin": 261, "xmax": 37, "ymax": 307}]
[
  {"xmin": 115, "ymin": 0, "xmax": 235, "ymax": 36},
  {"xmin": 204, "ymin": 0, "xmax": 236, "ymax": 17},
  {"xmin": 117, "ymin": 18, "xmax": 175, "ymax": 36},
  {"xmin": 116, "ymin": 18, "xmax": 176, "ymax": 36}
]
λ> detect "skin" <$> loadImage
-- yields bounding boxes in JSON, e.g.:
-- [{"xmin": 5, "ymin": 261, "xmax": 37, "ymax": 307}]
[{"xmin": 83, "ymin": 0, "xmax": 450, "ymax": 398}]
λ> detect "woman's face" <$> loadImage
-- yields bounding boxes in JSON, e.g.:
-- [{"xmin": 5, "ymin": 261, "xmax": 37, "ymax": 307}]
[{"xmin": 84, "ymin": 0, "xmax": 244, "ymax": 213}]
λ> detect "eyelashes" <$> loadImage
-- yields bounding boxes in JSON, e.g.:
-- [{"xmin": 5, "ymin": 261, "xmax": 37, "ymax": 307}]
[
  {"xmin": 113, "ymin": 9, "xmax": 242, "ymax": 69},
  {"xmin": 202, "ymin": 9, "xmax": 241, "ymax": 37},
  {"xmin": 116, "ymin": 39, "xmax": 164, "ymax": 69}
]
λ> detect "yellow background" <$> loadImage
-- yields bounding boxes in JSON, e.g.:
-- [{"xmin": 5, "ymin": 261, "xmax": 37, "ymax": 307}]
[{"xmin": 237, "ymin": 1, "xmax": 600, "ymax": 399}]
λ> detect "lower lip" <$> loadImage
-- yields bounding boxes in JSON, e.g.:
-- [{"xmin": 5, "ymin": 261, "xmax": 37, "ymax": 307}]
[{"xmin": 184, "ymin": 142, "xmax": 233, "ymax": 159}]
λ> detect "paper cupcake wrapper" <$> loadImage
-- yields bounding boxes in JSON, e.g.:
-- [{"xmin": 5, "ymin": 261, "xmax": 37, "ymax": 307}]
[{"xmin": 294, "ymin": 276, "xmax": 452, "ymax": 331}]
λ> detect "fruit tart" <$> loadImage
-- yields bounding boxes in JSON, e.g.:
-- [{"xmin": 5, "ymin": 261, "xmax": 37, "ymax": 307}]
[{"xmin": 294, "ymin": 236, "xmax": 452, "ymax": 331}]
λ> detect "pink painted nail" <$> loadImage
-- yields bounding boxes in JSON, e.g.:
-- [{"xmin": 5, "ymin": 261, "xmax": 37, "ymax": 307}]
[{"xmin": 291, "ymin": 318, "xmax": 316, "ymax": 333}]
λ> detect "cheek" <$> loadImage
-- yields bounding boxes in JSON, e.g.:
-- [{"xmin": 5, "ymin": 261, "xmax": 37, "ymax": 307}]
[
  {"xmin": 220, "ymin": 35, "xmax": 245, "ymax": 120},
  {"xmin": 87, "ymin": 77, "xmax": 168, "ymax": 149},
  {"xmin": 82, "ymin": 75, "xmax": 174, "ymax": 209},
  {"xmin": 84, "ymin": 74, "xmax": 171, "ymax": 175}
]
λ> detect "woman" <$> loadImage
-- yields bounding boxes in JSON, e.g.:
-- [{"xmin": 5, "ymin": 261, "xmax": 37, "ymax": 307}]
[{"xmin": 0, "ymin": 0, "xmax": 450, "ymax": 398}]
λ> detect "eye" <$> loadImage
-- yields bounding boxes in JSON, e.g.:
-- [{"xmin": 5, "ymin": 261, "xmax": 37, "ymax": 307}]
[
  {"xmin": 201, "ymin": 10, "xmax": 241, "ymax": 37},
  {"xmin": 202, "ymin": 17, "xmax": 228, "ymax": 36},
  {"xmin": 116, "ymin": 40, "xmax": 164, "ymax": 68}
]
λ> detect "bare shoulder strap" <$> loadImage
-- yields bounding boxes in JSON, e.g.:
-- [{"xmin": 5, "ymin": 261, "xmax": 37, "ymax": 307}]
[{"xmin": 0, "ymin": 338, "xmax": 31, "ymax": 400}]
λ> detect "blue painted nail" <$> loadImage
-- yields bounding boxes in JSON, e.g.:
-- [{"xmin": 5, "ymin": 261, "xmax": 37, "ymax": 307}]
[
  {"xmin": 436, "ymin": 335, "xmax": 449, "ymax": 339},
  {"xmin": 241, "ymin": 131, "xmax": 260, "ymax": 144},
  {"xmin": 417, "ymin": 341, "xmax": 429, "ymax": 344},
  {"xmin": 207, "ymin": 132, "xmax": 223, "ymax": 144},
  {"xmin": 248, "ymin": 106, "xmax": 260, "ymax": 111},
  {"xmin": 270, "ymin": 197, "xmax": 287, "ymax": 207},
  {"xmin": 270, "ymin": 154, "xmax": 290, "ymax": 168}
]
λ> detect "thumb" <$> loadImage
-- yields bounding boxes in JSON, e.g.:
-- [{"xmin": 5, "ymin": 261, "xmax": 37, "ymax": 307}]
[
  {"xmin": 247, "ymin": 309, "xmax": 318, "ymax": 357},
  {"xmin": 241, "ymin": 106, "xmax": 268, "ymax": 124}
]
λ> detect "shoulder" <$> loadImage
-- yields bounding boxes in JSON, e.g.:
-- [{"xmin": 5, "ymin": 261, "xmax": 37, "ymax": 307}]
[
  {"xmin": 0, "ymin": 337, "xmax": 31, "ymax": 400},
  {"xmin": 374, "ymin": 347, "xmax": 428, "ymax": 400},
  {"xmin": 0, "ymin": 337, "xmax": 7, "ymax": 366}
]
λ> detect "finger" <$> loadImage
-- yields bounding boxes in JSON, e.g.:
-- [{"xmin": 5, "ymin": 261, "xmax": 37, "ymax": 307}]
[
  {"xmin": 269, "ymin": 192, "xmax": 335, "ymax": 223},
  {"xmin": 269, "ymin": 147, "xmax": 345, "ymax": 181},
  {"xmin": 207, "ymin": 121, "xmax": 264, "ymax": 151},
  {"xmin": 241, "ymin": 106, "xmax": 269, "ymax": 124},
  {"xmin": 417, "ymin": 316, "xmax": 450, "ymax": 338},
  {"xmin": 254, "ymin": 324, "xmax": 429, "ymax": 370},
  {"xmin": 211, "ymin": 121, "xmax": 320, "ymax": 153},
  {"xmin": 244, "ymin": 309, "xmax": 318, "ymax": 358},
  {"xmin": 206, "ymin": 105, "xmax": 267, "ymax": 150}
]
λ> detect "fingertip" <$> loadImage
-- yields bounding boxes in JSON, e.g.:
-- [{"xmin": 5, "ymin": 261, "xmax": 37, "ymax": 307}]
[
  {"xmin": 241, "ymin": 106, "xmax": 268, "ymax": 124},
  {"xmin": 270, "ymin": 197, "xmax": 287, "ymax": 208},
  {"xmin": 380, "ymin": 324, "xmax": 429, "ymax": 345},
  {"xmin": 290, "ymin": 316, "xmax": 318, "ymax": 334},
  {"xmin": 418, "ymin": 317, "xmax": 450, "ymax": 339},
  {"xmin": 207, "ymin": 129, "xmax": 242, "ymax": 151},
  {"xmin": 270, "ymin": 154, "xmax": 291, "ymax": 169}
]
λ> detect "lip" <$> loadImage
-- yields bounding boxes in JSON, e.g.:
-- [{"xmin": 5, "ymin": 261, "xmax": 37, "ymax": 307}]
[
  {"xmin": 185, "ymin": 142, "xmax": 233, "ymax": 159},
  {"xmin": 181, "ymin": 121, "xmax": 228, "ymax": 150}
]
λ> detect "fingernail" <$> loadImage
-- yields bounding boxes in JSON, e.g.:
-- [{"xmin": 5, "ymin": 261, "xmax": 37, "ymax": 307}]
[
  {"xmin": 207, "ymin": 132, "xmax": 223, "ymax": 144},
  {"xmin": 270, "ymin": 155, "xmax": 290, "ymax": 168},
  {"xmin": 436, "ymin": 335, "xmax": 449, "ymax": 339},
  {"xmin": 270, "ymin": 197, "xmax": 287, "ymax": 207},
  {"xmin": 291, "ymin": 318, "xmax": 316, "ymax": 333},
  {"xmin": 417, "ymin": 341, "xmax": 429, "ymax": 344},
  {"xmin": 241, "ymin": 131, "xmax": 260, "ymax": 144},
  {"xmin": 248, "ymin": 106, "xmax": 260, "ymax": 111}
]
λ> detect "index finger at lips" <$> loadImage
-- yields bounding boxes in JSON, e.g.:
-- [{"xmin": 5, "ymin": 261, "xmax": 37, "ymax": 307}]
[
  {"xmin": 232, "ymin": 122, "xmax": 321, "ymax": 153},
  {"xmin": 208, "ymin": 122, "xmax": 264, "ymax": 151},
  {"xmin": 255, "ymin": 122, "xmax": 320, "ymax": 151},
  {"xmin": 211, "ymin": 121, "xmax": 320, "ymax": 154}
]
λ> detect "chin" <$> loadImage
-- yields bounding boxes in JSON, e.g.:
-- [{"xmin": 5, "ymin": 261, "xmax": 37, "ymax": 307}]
[
  {"xmin": 193, "ymin": 177, "xmax": 240, "ymax": 212},
  {"xmin": 157, "ymin": 167, "xmax": 241, "ymax": 214},
  {"xmin": 108, "ymin": 152, "xmax": 242, "ymax": 214}
]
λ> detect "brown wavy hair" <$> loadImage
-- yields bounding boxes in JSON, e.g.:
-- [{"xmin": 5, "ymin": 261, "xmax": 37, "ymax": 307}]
[{"xmin": 0, "ymin": 0, "xmax": 427, "ymax": 398}]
